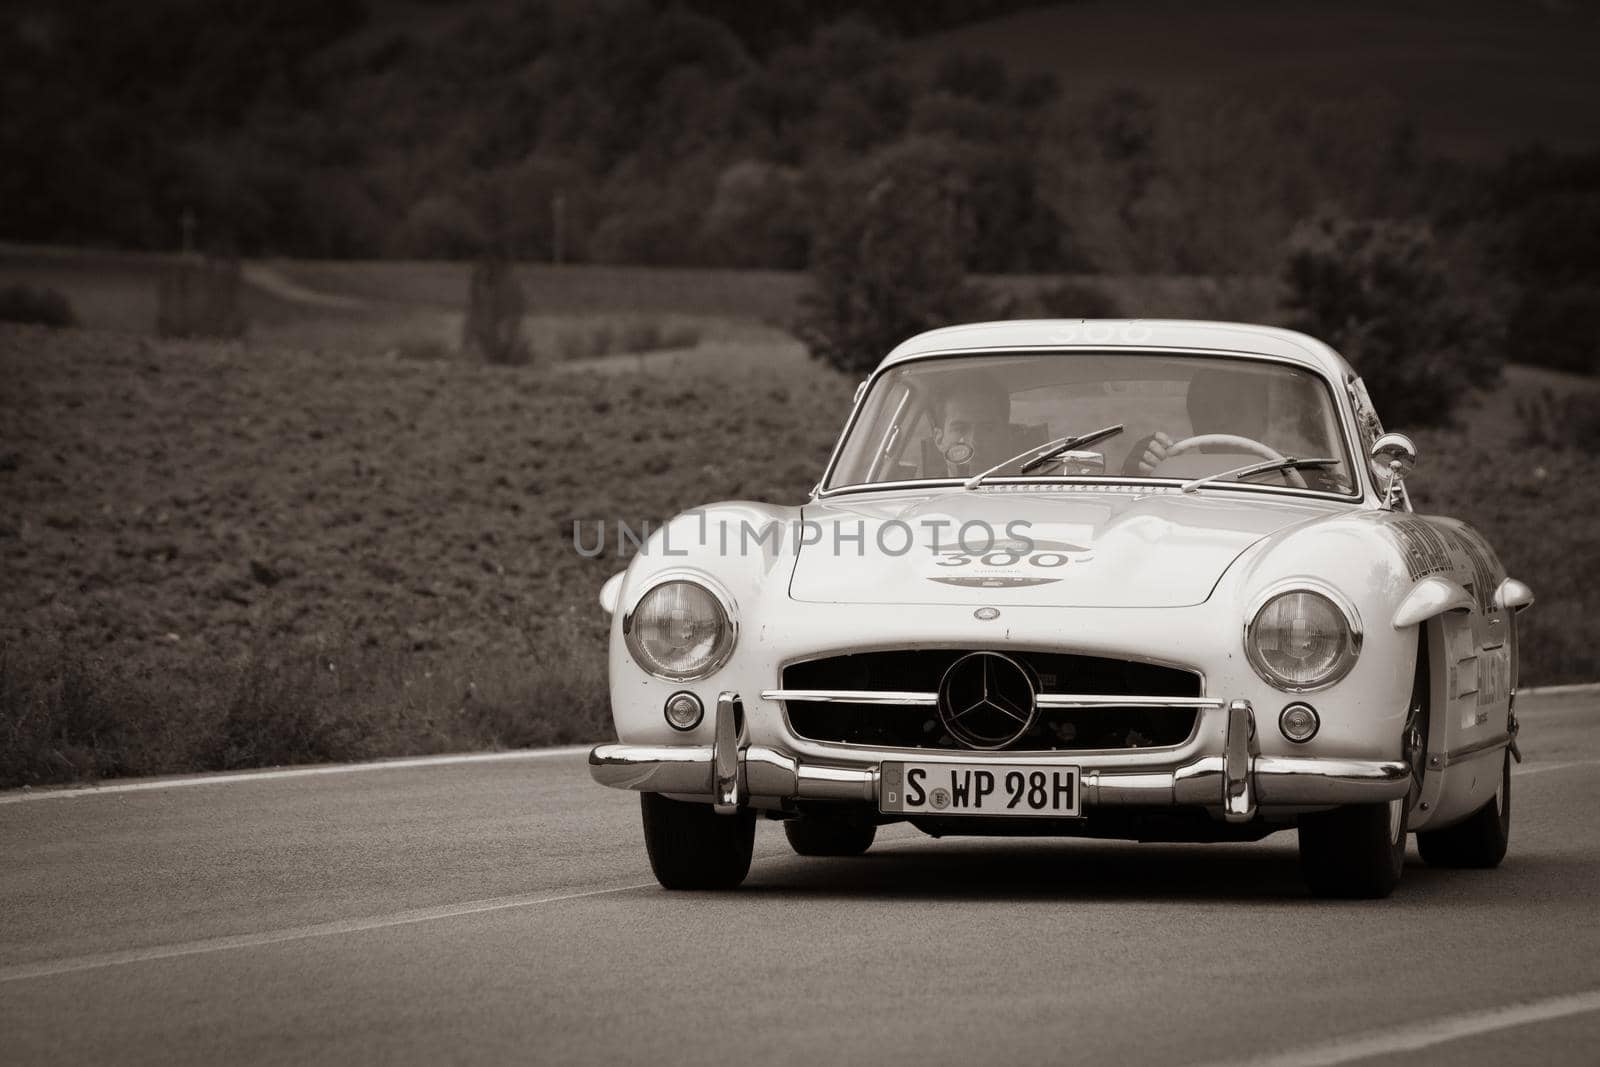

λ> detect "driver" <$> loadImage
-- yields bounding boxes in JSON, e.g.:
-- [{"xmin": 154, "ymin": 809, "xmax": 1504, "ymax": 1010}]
[
  {"xmin": 928, "ymin": 374, "xmax": 1011, "ymax": 477},
  {"xmin": 1123, "ymin": 368, "xmax": 1269, "ymax": 475},
  {"xmin": 1124, "ymin": 368, "xmax": 1345, "ymax": 491}
]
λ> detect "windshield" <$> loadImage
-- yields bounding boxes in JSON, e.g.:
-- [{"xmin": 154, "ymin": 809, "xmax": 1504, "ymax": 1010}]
[{"xmin": 825, "ymin": 352, "xmax": 1357, "ymax": 496}]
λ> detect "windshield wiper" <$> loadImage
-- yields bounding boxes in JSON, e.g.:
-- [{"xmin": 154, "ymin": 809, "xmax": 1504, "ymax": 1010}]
[
  {"xmin": 963, "ymin": 424, "xmax": 1124, "ymax": 490},
  {"xmin": 1179, "ymin": 456, "xmax": 1338, "ymax": 494}
]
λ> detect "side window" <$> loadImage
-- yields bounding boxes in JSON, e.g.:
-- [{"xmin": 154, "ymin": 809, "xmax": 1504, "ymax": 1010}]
[{"xmin": 863, "ymin": 382, "xmax": 912, "ymax": 482}]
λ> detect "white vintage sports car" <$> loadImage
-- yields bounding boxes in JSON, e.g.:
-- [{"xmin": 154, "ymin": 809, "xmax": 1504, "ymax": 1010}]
[{"xmin": 590, "ymin": 320, "xmax": 1533, "ymax": 898}]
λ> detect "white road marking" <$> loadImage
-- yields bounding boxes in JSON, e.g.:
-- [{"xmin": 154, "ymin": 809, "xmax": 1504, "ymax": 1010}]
[
  {"xmin": 1515, "ymin": 758, "xmax": 1600, "ymax": 778},
  {"xmin": 1208, "ymin": 988, "xmax": 1600, "ymax": 1067},
  {"xmin": 0, "ymin": 746, "xmax": 592, "ymax": 805},
  {"xmin": 0, "ymin": 881, "xmax": 657, "ymax": 983},
  {"xmin": 1520, "ymin": 681, "xmax": 1600, "ymax": 697}
]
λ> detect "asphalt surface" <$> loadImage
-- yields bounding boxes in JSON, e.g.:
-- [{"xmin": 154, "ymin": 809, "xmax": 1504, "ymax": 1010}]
[{"xmin": 2, "ymin": 690, "xmax": 1598, "ymax": 1066}]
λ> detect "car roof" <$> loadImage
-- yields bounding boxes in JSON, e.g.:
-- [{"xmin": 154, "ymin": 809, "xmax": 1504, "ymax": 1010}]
[{"xmin": 879, "ymin": 320, "xmax": 1357, "ymax": 382}]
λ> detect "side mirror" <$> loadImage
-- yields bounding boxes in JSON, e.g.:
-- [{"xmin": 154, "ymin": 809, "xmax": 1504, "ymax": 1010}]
[{"xmin": 1370, "ymin": 432, "xmax": 1417, "ymax": 509}]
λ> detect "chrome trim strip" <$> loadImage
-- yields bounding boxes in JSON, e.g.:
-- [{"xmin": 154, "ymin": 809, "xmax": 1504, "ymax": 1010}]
[
  {"xmin": 760, "ymin": 688, "xmax": 937, "ymax": 706},
  {"xmin": 1038, "ymin": 694, "xmax": 1222, "ymax": 709},
  {"xmin": 1444, "ymin": 732, "xmax": 1511, "ymax": 768},
  {"xmin": 761, "ymin": 688, "xmax": 1222, "ymax": 709}
]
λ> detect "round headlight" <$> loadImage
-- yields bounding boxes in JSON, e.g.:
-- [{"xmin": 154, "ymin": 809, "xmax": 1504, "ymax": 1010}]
[
  {"xmin": 623, "ymin": 579, "xmax": 735, "ymax": 680},
  {"xmin": 1246, "ymin": 589, "xmax": 1360, "ymax": 690}
]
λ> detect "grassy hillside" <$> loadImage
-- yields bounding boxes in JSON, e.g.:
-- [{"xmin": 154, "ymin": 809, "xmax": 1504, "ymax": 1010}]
[{"xmin": 0, "ymin": 320, "xmax": 847, "ymax": 786}]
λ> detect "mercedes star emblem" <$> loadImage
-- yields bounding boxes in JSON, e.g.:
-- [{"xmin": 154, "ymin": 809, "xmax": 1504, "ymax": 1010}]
[{"xmin": 936, "ymin": 651, "xmax": 1039, "ymax": 750}]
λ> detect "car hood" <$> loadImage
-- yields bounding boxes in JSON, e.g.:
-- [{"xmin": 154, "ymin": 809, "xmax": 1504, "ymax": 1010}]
[{"xmin": 789, "ymin": 489, "xmax": 1339, "ymax": 607}]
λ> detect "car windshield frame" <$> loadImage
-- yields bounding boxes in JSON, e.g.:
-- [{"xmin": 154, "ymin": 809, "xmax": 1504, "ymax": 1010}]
[{"xmin": 817, "ymin": 348, "xmax": 1365, "ymax": 502}]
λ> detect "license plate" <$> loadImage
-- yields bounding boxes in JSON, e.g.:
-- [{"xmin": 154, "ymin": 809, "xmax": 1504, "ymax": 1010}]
[{"xmin": 879, "ymin": 762, "xmax": 1080, "ymax": 817}]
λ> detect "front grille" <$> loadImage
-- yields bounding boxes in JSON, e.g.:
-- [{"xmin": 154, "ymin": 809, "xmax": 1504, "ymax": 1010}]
[{"xmin": 781, "ymin": 649, "xmax": 1201, "ymax": 752}]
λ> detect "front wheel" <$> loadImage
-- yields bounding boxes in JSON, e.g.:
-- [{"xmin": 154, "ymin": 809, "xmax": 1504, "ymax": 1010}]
[
  {"xmin": 640, "ymin": 793, "xmax": 755, "ymax": 890},
  {"xmin": 1417, "ymin": 750, "xmax": 1511, "ymax": 869},
  {"xmin": 1298, "ymin": 798, "xmax": 1408, "ymax": 899}
]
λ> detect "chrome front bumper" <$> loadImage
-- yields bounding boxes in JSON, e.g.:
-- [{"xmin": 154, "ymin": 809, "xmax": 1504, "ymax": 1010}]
[{"xmin": 589, "ymin": 693, "xmax": 1410, "ymax": 823}]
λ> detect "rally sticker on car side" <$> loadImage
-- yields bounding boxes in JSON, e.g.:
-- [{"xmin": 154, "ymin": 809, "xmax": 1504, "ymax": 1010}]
[{"xmin": 1386, "ymin": 516, "xmax": 1505, "ymax": 613}]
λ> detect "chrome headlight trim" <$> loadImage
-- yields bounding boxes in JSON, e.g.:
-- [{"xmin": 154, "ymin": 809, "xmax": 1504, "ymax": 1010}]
[
  {"xmin": 621, "ymin": 570, "xmax": 738, "ymax": 681},
  {"xmin": 1243, "ymin": 581, "xmax": 1363, "ymax": 693}
]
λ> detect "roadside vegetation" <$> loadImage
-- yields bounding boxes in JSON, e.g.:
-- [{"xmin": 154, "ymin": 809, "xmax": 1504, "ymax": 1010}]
[
  {"xmin": 2, "ymin": 304, "xmax": 1596, "ymax": 787},
  {"xmin": 0, "ymin": 283, "xmax": 76, "ymax": 328}
]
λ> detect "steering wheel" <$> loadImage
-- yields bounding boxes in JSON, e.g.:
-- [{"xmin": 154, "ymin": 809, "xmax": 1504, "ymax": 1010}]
[{"xmin": 1163, "ymin": 433, "xmax": 1307, "ymax": 489}]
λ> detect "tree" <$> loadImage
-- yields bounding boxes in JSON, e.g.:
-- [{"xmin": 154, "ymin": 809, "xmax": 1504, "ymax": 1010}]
[
  {"xmin": 796, "ymin": 153, "xmax": 1001, "ymax": 376},
  {"xmin": 461, "ymin": 257, "xmax": 530, "ymax": 365},
  {"xmin": 1284, "ymin": 216, "xmax": 1501, "ymax": 426},
  {"xmin": 1492, "ymin": 148, "xmax": 1600, "ymax": 375},
  {"xmin": 698, "ymin": 160, "xmax": 809, "ymax": 269}
]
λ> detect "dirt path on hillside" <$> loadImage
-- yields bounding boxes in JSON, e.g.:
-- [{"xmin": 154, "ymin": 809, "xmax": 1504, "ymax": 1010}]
[{"xmin": 241, "ymin": 264, "xmax": 370, "ymax": 311}]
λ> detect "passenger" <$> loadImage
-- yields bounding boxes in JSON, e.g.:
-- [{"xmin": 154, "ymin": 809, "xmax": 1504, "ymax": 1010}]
[{"xmin": 928, "ymin": 374, "xmax": 1011, "ymax": 477}]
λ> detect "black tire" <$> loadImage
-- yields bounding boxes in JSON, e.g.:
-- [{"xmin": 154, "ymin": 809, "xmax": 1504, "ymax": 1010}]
[
  {"xmin": 640, "ymin": 793, "xmax": 756, "ymax": 890},
  {"xmin": 784, "ymin": 816, "xmax": 877, "ymax": 857},
  {"xmin": 1298, "ymin": 799, "xmax": 1408, "ymax": 899},
  {"xmin": 1416, "ymin": 750, "xmax": 1511, "ymax": 869}
]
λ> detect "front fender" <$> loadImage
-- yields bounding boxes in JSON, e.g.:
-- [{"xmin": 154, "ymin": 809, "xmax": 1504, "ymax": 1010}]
[
  {"xmin": 607, "ymin": 501, "xmax": 802, "ymax": 745},
  {"xmin": 1217, "ymin": 510, "xmax": 1421, "ymax": 760}
]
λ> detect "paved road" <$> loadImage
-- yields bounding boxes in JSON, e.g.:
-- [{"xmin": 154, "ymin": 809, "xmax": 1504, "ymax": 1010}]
[{"xmin": 3, "ymin": 690, "xmax": 1597, "ymax": 1065}]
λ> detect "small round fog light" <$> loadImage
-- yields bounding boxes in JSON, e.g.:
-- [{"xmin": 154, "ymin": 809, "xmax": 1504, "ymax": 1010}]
[
  {"xmin": 1279, "ymin": 702, "xmax": 1320, "ymax": 743},
  {"xmin": 663, "ymin": 691, "xmax": 704, "ymax": 731}
]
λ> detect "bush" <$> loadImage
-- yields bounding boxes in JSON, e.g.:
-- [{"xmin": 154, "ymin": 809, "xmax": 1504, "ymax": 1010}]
[
  {"xmin": 393, "ymin": 192, "xmax": 487, "ymax": 259},
  {"xmin": 1514, "ymin": 387, "xmax": 1600, "ymax": 450},
  {"xmin": 156, "ymin": 256, "xmax": 246, "ymax": 338},
  {"xmin": 697, "ymin": 160, "xmax": 809, "ymax": 269},
  {"xmin": 797, "ymin": 161, "xmax": 1002, "ymax": 376},
  {"xmin": 1024, "ymin": 279, "xmax": 1124, "ymax": 320},
  {"xmin": 0, "ymin": 284, "xmax": 77, "ymax": 327},
  {"xmin": 460, "ymin": 257, "xmax": 530, "ymax": 365},
  {"xmin": 1283, "ymin": 216, "xmax": 1500, "ymax": 426}
]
